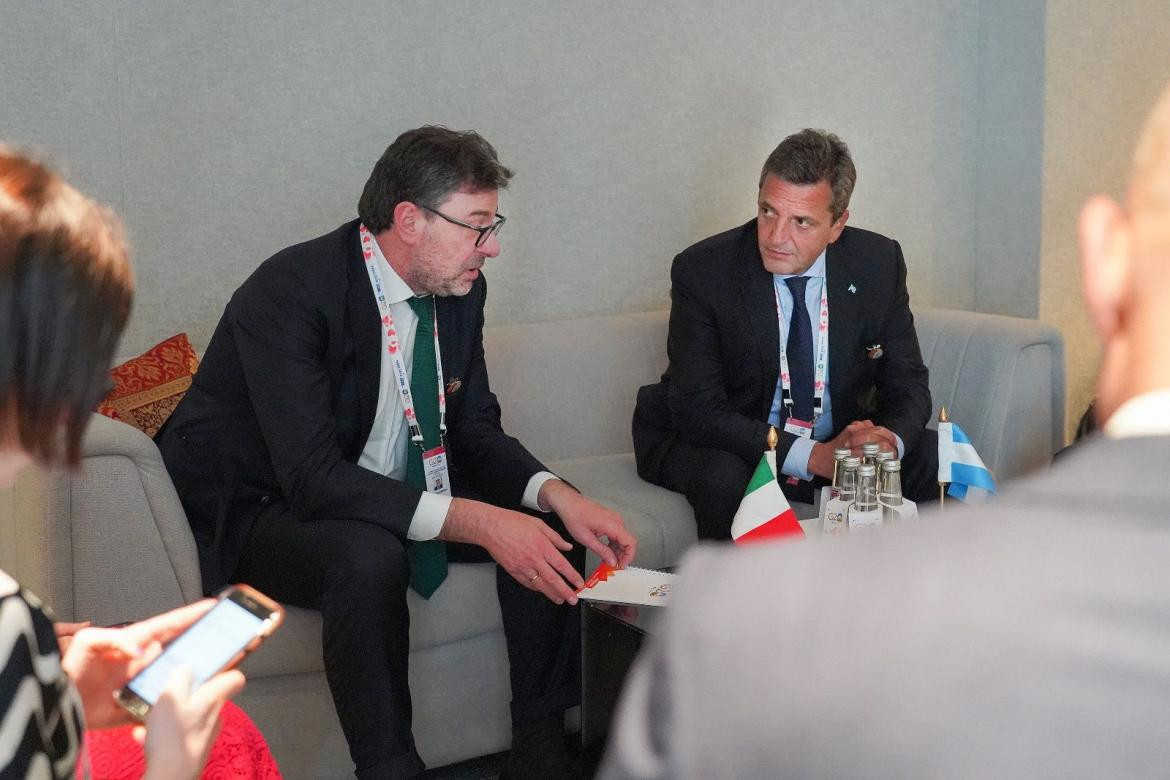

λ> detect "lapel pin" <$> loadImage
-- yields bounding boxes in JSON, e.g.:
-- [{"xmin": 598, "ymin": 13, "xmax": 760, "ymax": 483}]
[
  {"xmin": 848, "ymin": 284, "xmax": 857, "ymax": 294},
  {"xmin": 445, "ymin": 379, "xmax": 462, "ymax": 395},
  {"xmin": 866, "ymin": 344, "xmax": 884, "ymax": 359}
]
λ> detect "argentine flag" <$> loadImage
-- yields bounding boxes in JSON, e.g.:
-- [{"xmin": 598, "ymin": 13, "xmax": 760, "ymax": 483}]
[{"xmin": 938, "ymin": 421, "xmax": 996, "ymax": 502}]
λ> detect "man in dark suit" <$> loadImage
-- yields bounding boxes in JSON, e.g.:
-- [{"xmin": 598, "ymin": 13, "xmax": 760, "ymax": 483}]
[
  {"xmin": 601, "ymin": 84, "xmax": 1170, "ymax": 780},
  {"xmin": 157, "ymin": 127, "xmax": 635, "ymax": 779},
  {"xmin": 633, "ymin": 129, "xmax": 936, "ymax": 539}
]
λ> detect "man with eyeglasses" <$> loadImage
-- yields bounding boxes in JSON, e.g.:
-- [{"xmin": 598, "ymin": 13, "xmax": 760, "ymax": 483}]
[{"xmin": 158, "ymin": 126, "xmax": 636, "ymax": 779}]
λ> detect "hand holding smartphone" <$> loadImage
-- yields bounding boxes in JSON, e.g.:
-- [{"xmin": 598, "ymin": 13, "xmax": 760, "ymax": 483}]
[{"xmin": 116, "ymin": 584, "xmax": 284, "ymax": 719}]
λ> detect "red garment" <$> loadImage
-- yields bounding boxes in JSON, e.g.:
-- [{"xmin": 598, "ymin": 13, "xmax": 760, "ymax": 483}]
[{"xmin": 83, "ymin": 702, "xmax": 282, "ymax": 779}]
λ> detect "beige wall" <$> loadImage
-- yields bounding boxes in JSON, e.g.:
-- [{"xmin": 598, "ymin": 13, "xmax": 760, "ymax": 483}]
[
  {"xmin": 2, "ymin": 0, "xmax": 1021, "ymax": 358},
  {"xmin": 1040, "ymin": 0, "xmax": 1170, "ymax": 436},
  {"xmin": 7, "ymin": 1, "xmax": 1169, "ymax": 446}
]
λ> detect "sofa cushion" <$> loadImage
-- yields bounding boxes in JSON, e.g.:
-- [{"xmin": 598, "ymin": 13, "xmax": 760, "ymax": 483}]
[
  {"xmin": 242, "ymin": 562, "xmax": 504, "ymax": 678},
  {"xmin": 98, "ymin": 333, "xmax": 200, "ymax": 437}
]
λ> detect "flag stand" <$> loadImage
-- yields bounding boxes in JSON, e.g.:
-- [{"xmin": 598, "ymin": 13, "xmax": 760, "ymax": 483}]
[{"xmin": 937, "ymin": 406, "xmax": 949, "ymax": 512}]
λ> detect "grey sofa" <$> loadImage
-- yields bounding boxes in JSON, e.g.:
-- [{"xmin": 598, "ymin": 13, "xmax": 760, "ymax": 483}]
[{"xmin": 0, "ymin": 306, "xmax": 1064, "ymax": 777}]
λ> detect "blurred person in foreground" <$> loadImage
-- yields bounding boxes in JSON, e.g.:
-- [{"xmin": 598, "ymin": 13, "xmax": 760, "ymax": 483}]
[
  {"xmin": 601, "ymin": 84, "xmax": 1170, "ymax": 779},
  {"xmin": 0, "ymin": 147, "xmax": 245, "ymax": 778}
]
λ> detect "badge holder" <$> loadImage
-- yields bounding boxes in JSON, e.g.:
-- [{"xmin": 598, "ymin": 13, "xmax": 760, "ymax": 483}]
[{"xmin": 422, "ymin": 445, "xmax": 452, "ymax": 496}]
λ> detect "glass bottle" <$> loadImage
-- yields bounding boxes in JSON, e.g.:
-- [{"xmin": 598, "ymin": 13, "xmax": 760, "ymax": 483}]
[
  {"xmin": 847, "ymin": 463, "xmax": 882, "ymax": 530},
  {"xmin": 861, "ymin": 442, "xmax": 880, "ymax": 467},
  {"xmin": 830, "ymin": 447, "xmax": 851, "ymax": 498},
  {"xmin": 880, "ymin": 459, "xmax": 903, "ymax": 524},
  {"xmin": 839, "ymin": 456, "xmax": 861, "ymax": 504},
  {"xmin": 823, "ymin": 455, "xmax": 860, "ymax": 536}
]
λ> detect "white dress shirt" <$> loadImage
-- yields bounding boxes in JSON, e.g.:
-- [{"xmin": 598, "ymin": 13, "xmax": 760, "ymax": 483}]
[
  {"xmin": 357, "ymin": 234, "xmax": 556, "ymax": 540},
  {"xmin": 1104, "ymin": 388, "xmax": 1170, "ymax": 439}
]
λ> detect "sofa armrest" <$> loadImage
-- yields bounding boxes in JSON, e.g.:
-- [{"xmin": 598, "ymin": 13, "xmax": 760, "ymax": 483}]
[
  {"xmin": 0, "ymin": 414, "xmax": 201, "ymax": 622},
  {"xmin": 916, "ymin": 307, "xmax": 1066, "ymax": 479}
]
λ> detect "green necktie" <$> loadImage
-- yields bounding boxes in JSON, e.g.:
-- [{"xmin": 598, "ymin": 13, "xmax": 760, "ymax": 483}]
[{"xmin": 404, "ymin": 295, "xmax": 448, "ymax": 598}]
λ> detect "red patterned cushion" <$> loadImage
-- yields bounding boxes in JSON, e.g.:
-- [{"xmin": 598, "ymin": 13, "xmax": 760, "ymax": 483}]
[{"xmin": 97, "ymin": 333, "xmax": 200, "ymax": 437}]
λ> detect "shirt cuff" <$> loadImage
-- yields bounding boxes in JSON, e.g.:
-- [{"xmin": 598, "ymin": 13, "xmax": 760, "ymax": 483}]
[
  {"xmin": 895, "ymin": 433, "xmax": 905, "ymax": 460},
  {"xmin": 407, "ymin": 492, "xmax": 453, "ymax": 541},
  {"xmin": 523, "ymin": 471, "xmax": 560, "ymax": 512},
  {"xmin": 781, "ymin": 437, "xmax": 816, "ymax": 482}
]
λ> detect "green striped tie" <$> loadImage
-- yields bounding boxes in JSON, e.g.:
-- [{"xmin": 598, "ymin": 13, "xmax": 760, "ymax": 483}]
[{"xmin": 405, "ymin": 295, "xmax": 448, "ymax": 598}]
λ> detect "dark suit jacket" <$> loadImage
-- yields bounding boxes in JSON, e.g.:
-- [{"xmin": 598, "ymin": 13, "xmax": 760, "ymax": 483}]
[
  {"xmin": 157, "ymin": 220, "xmax": 545, "ymax": 593},
  {"xmin": 633, "ymin": 220, "xmax": 930, "ymax": 480}
]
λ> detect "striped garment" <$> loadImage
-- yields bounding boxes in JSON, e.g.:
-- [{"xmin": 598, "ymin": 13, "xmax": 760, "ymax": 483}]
[{"xmin": 0, "ymin": 570, "xmax": 84, "ymax": 779}]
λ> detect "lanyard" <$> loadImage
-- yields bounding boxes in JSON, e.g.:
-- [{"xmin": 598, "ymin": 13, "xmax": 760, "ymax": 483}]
[
  {"xmin": 359, "ymin": 223, "xmax": 447, "ymax": 448},
  {"xmin": 773, "ymin": 276, "xmax": 829, "ymax": 424}
]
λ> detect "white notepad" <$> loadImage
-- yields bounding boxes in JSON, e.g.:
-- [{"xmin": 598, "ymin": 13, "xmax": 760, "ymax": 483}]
[{"xmin": 577, "ymin": 564, "xmax": 676, "ymax": 607}]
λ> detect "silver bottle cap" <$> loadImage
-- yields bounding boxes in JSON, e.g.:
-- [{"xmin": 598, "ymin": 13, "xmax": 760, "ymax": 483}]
[
  {"xmin": 858, "ymin": 464, "xmax": 876, "ymax": 478},
  {"xmin": 881, "ymin": 459, "xmax": 902, "ymax": 472}
]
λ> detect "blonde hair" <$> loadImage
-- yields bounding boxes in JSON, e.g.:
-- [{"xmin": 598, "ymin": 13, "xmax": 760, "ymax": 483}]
[{"xmin": 0, "ymin": 146, "xmax": 135, "ymax": 465}]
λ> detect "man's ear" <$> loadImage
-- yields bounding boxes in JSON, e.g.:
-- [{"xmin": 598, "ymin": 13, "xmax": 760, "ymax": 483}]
[
  {"xmin": 828, "ymin": 209, "xmax": 849, "ymax": 243},
  {"xmin": 392, "ymin": 201, "xmax": 427, "ymax": 246},
  {"xmin": 1078, "ymin": 195, "xmax": 1131, "ymax": 341}
]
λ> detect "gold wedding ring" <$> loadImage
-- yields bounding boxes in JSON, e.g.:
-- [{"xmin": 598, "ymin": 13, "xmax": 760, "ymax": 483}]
[{"xmin": 529, "ymin": 573, "xmax": 541, "ymax": 584}]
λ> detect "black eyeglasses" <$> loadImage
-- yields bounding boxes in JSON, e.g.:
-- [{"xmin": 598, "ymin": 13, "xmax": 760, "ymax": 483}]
[{"xmin": 420, "ymin": 205, "xmax": 506, "ymax": 248}]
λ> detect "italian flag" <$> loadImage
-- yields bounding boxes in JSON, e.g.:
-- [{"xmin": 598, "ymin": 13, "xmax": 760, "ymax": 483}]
[{"xmin": 731, "ymin": 451, "xmax": 804, "ymax": 544}]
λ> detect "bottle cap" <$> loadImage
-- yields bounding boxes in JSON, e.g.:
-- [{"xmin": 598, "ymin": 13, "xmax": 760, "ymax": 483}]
[
  {"xmin": 881, "ymin": 459, "xmax": 902, "ymax": 472},
  {"xmin": 862, "ymin": 442, "xmax": 880, "ymax": 455},
  {"xmin": 843, "ymin": 456, "xmax": 861, "ymax": 468},
  {"xmin": 833, "ymin": 448, "xmax": 851, "ymax": 460},
  {"xmin": 858, "ymin": 464, "xmax": 876, "ymax": 478}
]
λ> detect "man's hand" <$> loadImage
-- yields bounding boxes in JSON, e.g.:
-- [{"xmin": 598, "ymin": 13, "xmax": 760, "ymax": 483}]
[
  {"xmin": 538, "ymin": 479, "xmax": 637, "ymax": 570},
  {"xmin": 807, "ymin": 420, "xmax": 899, "ymax": 479},
  {"xmin": 440, "ymin": 498, "xmax": 585, "ymax": 605},
  {"xmin": 845, "ymin": 420, "xmax": 899, "ymax": 453},
  {"xmin": 61, "ymin": 601, "xmax": 218, "ymax": 730}
]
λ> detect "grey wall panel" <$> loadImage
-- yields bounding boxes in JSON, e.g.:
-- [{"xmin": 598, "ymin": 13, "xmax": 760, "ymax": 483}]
[
  {"xmin": 974, "ymin": 0, "xmax": 1046, "ymax": 318},
  {"xmin": 0, "ymin": 3, "xmax": 125, "ymax": 215},
  {"xmin": 4, "ymin": 0, "xmax": 1001, "ymax": 355}
]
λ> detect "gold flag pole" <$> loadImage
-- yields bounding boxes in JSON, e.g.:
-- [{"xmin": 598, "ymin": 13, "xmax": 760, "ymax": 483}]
[
  {"xmin": 938, "ymin": 406, "xmax": 949, "ymax": 511},
  {"xmin": 766, "ymin": 426, "xmax": 779, "ymax": 451}
]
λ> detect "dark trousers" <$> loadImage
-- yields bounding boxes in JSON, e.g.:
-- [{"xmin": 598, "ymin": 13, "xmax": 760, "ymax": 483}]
[
  {"xmin": 233, "ymin": 503, "xmax": 583, "ymax": 779},
  {"xmin": 643, "ymin": 429, "xmax": 940, "ymax": 540}
]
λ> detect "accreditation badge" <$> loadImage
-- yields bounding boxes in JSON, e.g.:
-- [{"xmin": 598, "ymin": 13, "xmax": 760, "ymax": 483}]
[
  {"xmin": 422, "ymin": 445, "xmax": 452, "ymax": 496},
  {"xmin": 783, "ymin": 418, "xmax": 814, "ymax": 439}
]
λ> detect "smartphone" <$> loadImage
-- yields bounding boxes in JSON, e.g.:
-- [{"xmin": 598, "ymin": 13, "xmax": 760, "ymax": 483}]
[{"xmin": 116, "ymin": 584, "xmax": 284, "ymax": 719}]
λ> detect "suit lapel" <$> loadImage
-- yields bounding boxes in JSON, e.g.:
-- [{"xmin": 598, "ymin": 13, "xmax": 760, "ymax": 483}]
[
  {"xmin": 346, "ymin": 226, "xmax": 382, "ymax": 441},
  {"xmin": 738, "ymin": 225, "xmax": 780, "ymax": 419},
  {"xmin": 826, "ymin": 235, "xmax": 860, "ymax": 422}
]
